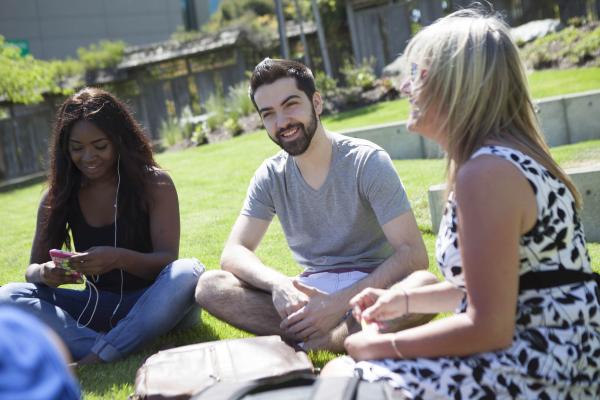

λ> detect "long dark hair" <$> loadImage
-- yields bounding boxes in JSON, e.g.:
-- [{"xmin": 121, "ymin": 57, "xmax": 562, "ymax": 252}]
[{"xmin": 44, "ymin": 87, "xmax": 159, "ymax": 250}]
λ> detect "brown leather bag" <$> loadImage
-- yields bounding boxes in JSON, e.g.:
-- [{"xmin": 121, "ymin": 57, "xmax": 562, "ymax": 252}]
[{"xmin": 130, "ymin": 336, "xmax": 314, "ymax": 400}]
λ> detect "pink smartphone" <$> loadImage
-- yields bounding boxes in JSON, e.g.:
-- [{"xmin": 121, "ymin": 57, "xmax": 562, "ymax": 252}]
[{"xmin": 49, "ymin": 249, "xmax": 76, "ymax": 272}]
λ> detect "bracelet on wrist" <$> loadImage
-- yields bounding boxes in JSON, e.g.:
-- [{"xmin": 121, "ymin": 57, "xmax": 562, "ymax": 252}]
[
  {"xmin": 390, "ymin": 335, "xmax": 403, "ymax": 358},
  {"xmin": 399, "ymin": 286, "xmax": 409, "ymax": 314}
]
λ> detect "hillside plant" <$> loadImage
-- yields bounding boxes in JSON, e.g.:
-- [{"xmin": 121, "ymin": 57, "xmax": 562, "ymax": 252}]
[
  {"xmin": 160, "ymin": 115, "xmax": 182, "ymax": 148},
  {"xmin": 521, "ymin": 22, "xmax": 600, "ymax": 69},
  {"xmin": 315, "ymin": 71, "xmax": 339, "ymax": 99},
  {"xmin": 204, "ymin": 92, "xmax": 227, "ymax": 133},
  {"xmin": 227, "ymin": 82, "xmax": 255, "ymax": 121},
  {"xmin": 340, "ymin": 57, "xmax": 376, "ymax": 90}
]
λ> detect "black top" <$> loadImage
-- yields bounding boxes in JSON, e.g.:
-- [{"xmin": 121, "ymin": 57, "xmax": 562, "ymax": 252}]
[{"xmin": 68, "ymin": 196, "xmax": 154, "ymax": 293}]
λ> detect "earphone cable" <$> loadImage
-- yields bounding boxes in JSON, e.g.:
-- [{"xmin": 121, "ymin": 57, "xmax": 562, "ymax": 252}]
[
  {"xmin": 75, "ymin": 154, "xmax": 124, "ymax": 329},
  {"xmin": 110, "ymin": 155, "xmax": 124, "ymax": 328}
]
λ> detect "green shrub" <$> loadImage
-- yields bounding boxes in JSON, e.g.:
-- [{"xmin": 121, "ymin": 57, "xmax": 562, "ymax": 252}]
[
  {"xmin": 567, "ymin": 17, "xmax": 586, "ymax": 28},
  {"xmin": 192, "ymin": 125, "xmax": 207, "ymax": 145},
  {"xmin": 77, "ymin": 40, "xmax": 126, "ymax": 70},
  {"xmin": 571, "ymin": 26, "xmax": 600, "ymax": 63},
  {"xmin": 179, "ymin": 106, "xmax": 195, "ymax": 141},
  {"xmin": 226, "ymin": 82, "xmax": 254, "ymax": 119},
  {"xmin": 48, "ymin": 58, "xmax": 85, "ymax": 86},
  {"xmin": 315, "ymin": 71, "xmax": 339, "ymax": 98},
  {"xmin": 224, "ymin": 117, "xmax": 243, "ymax": 136},
  {"xmin": 521, "ymin": 24, "xmax": 600, "ymax": 69},
  {"xmin": 160, "ymin": 116, "xmax": 182, "ymax": 147},
  {"xmin": 0, "ymin": 35, "xmax": 66, "ymax": 104},
  {"xmin": 340, "ymin": 58, "xmax": 376, "ymax": 90},
  {"xmin": 204, "ymin": 92, "xmax": 227, "ymax": 132}
]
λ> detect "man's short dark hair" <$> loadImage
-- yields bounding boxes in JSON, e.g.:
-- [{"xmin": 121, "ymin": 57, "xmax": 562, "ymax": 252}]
[{"xmin": 249, "ymin": 58, "xmax": 317, "ymax": 110}]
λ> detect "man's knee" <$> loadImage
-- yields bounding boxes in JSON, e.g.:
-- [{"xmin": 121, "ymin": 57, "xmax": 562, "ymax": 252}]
[
  {"xmin": 400, "ymin": 270, "xmax": 439, "ymax": 288},
  {"xmin": 321, "ymin": 355, "xmax": 356, "ymax": 377},
  {"xmin": 194, "ymin": 270, "xmax": 238, "ymax": 308}
]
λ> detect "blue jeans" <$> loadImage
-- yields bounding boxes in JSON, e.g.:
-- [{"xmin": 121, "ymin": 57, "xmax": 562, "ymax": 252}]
[{"xmin": 0, "ymin": 258, "xmax": 204, "ymax": 362}]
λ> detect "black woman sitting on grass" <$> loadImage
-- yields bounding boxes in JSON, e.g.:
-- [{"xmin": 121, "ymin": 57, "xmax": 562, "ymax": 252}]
[
  {"xmin": 322, "ymin": 7, "xmax": 600, "ymax": 399},
  {"xmin": 0, "ymin": 88, "xmax": 204, "ymax": 365}
]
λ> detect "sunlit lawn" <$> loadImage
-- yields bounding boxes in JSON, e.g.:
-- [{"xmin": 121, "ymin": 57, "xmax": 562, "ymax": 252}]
[
  {"xmin": 322, "ymin": 67, "xmax": 600, "ymax": 132},
  {"xmin": 1, "ymin": 67, "xmax": 599, "ymax": 398}
]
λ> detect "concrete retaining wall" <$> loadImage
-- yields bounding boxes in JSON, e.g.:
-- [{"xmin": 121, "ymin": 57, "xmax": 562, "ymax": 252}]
[
  {"xmin": 340, "ymin": 122, "xmax": 443, "ymax": 160},
  {"xmin": 342, "ymin": 90, "xmax": 600, "ymax": 159},
  {"xmin": 428, "ymin": 165, "xmax": 600, "ymax": 243},
  {"xmin": 538, "ymin": 90, "xmax": 600, "ymax": 147}
]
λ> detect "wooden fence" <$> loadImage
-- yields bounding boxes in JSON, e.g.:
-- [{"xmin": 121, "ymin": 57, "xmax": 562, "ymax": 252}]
[
  {"xmin": 0, "ymin": 54, "xmax": 249, "ymax": 182},
  {"xmin": 0, "ymin": 102, "xmax": 56, "ymax": 181}
]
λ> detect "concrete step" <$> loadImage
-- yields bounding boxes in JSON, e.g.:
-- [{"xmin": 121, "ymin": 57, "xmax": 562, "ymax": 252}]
[{"xmin": 428, "ymin": 165, "xmax": 600, "ymax": 243}]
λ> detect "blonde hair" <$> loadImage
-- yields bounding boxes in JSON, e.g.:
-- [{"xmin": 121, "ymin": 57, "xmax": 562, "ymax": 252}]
[{"xmin": 404, "ymin": 7, "xmax": 581, "ymax": 208}]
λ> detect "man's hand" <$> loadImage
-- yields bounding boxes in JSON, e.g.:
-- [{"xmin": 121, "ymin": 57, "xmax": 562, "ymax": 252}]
[
  {"xmin": 280, "ymin": 280, "xmax": 347, "ymax": 341},
  {"xmin": 271, "ymin": 279, "xmax": 309, "ymax": 319}
]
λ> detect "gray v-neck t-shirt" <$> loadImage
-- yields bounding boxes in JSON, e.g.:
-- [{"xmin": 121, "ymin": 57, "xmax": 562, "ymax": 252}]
[{"xmin": 241, "ymin": 133, "xmax": 411, "ymax": 273}]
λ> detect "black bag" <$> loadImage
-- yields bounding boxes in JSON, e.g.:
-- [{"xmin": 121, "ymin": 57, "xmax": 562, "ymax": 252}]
[{"xmin": 191, "ymin": 374, "xmax": 402, "ymax": 400}]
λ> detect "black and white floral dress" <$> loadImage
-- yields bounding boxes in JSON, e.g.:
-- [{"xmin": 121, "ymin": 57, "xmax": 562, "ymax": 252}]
[{"xmin": 355, "ymin": 146, "xmax": 600, "ymax": 399}]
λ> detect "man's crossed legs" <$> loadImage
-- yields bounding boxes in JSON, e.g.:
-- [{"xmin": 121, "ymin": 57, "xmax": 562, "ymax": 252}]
[{"xmin": 196, "ymin": 269, "xmax": 437, "ymax": 352}]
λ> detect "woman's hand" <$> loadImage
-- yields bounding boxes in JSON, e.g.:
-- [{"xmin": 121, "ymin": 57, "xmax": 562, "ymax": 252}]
[
  {"xmin": 350, "ymin": 287, "xmax": 386, "ymax": 323},
  {"xmin": 350, "ymin": 286, "xmax": 409, "ymax": 324},
  {"xmin": 69, "ymin": 246, "xmax": 121, "ymax": 275},
  {"xmin": 39, "ymin": 261, "xmax": 83, "ymax": 287}
]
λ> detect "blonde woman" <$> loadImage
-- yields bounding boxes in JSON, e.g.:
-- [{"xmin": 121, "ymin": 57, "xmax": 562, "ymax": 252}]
[{"xmin": 322, "ymin": 7, "xmax": 600, "ymax": 398}]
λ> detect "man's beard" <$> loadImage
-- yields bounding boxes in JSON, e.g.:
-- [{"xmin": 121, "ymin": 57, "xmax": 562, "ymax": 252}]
[{"xmin": 270, "ymin": 107, "xmax": 318, "ymax": 156}]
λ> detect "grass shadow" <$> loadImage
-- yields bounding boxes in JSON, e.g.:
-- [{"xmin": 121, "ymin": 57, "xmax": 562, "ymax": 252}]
[{"xmin": 0, "ymin": 173, "xmax": 45, "ymax": 193}]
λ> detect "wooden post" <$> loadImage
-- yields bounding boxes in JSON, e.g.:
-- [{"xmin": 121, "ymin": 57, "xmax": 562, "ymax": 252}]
[
  {"xmin": 556, "ymin": 0, "xmax": 587, "ymax": 24},
  {"xmin": 310, "ymin": 0, "xmax": 333, "ymax": 77},
  {"xmin": 274, "ymin": 0, "xmax": 290, "ymax": 59},
  {"xmin": 8, "ymin": 104, "xmax": 23, "ymax": 176},
  {"xmin": 136, "ymin": 77, "xmax": 153, "ymax": 138},
  {"xmin": 292, "ymin": 0, "xmax": 312, "ymax": 68},
  {"xmin": 345, "ymin": 0, "xmax": 360, "ymax": 65},
  {"xmin": 0, "ymin": 116, "xmax": 6, "ymax": 180},
  {"xmin": 419, "ymin": 0, "xmax": 443, "ymax": 25}
]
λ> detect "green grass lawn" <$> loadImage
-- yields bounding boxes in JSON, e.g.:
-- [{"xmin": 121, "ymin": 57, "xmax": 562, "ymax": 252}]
[
  {"xmin": 1, "ymin": 67, "xmax": 599, "ymax": 398},
  {"xmin": 1, "ymin": 135, "xmax": 599, "ymax": 399},
  {"xmin": 322, "ymin": 67, "xmax": 600, "ymax": 132}
]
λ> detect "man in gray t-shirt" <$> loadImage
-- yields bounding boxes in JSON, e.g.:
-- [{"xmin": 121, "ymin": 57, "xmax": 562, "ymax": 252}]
[
  {"xmin": 243, "ymin": 134, "xmax": 411, "ymax": 274},
  {"xmin": 196, "ymin": 59, "xmax": 436, "ymax": 352}
]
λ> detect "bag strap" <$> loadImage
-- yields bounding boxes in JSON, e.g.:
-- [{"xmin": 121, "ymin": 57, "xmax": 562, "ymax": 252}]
[
  {"xmin": 310, "ymin": 376, "xmax": 398, "ymax": 400},
  {"xmin": 191, "ymin": 372, "xmax": 316, "ymax": 400},
  {"xmin": 310, "ymin": 376, "xmax": 360, "ymax": 400}
]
